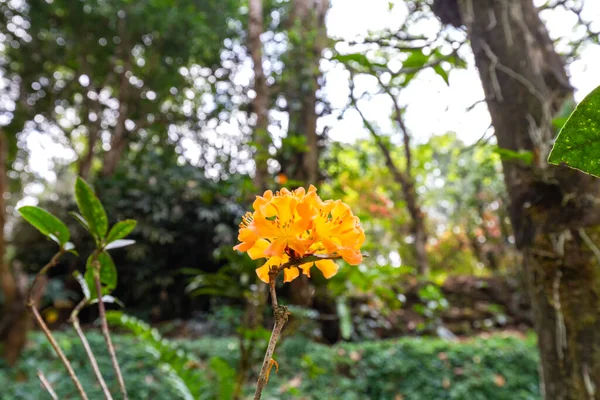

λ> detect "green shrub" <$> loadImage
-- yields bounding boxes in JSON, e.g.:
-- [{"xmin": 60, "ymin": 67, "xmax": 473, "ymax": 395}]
[{"xmin": 1, "ymin": 331, "xmax": 539, "ymax": 399}]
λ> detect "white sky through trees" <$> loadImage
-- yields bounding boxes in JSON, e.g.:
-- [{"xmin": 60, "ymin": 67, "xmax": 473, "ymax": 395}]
[
  {"xmin": 21, "ymin": 0, "xmax": 600, "ymax": 190},
  {"xmin": 324, "ymin": 0, "xmax": 600, "ymax": 144}
]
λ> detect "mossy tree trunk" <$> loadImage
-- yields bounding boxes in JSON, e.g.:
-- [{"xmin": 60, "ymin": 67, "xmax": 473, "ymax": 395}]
[{"xmin": 448, "ymin": 0, "xmax": 600, "ymax": 398}]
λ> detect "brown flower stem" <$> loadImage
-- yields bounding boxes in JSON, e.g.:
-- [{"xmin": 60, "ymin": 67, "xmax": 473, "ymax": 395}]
[
  {"xmin": 37, "ymin": 370, "xmax": 59, "ymax": 400},
  {"xmin": 269, "ymin": 275, "xmax": 278, "ymax": 309},
  {"xmin": 93, "ymin": 266, "xmax": 128, "ymax": 400},
  {"xmin": 70, "ymin": 299, "xmax": 114, "ymax": 400},
  {"xmin": 27, "ymin": 252, "xmax": 89, "ymax": 400},
  {"xmin": 253, "ymin": 274, "xmax": 288, "ymax": 400},
  {"xmin": 253, "ymin": 254, "xmax": 364, "ymax": 399}
]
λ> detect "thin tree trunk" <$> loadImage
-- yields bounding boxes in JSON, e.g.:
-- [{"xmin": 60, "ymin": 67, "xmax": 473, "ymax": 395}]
[
  {"xmin": 351, "ymin": 93, "xmax": 430, "ymax": 275},
  {"xmin": 283, "ymin": 0, "xmax": 329, "ymax": 185},
  {"xmin": 449, "ymin": 0, "xmax": 600, "ymax": 398},
  {"xmin": 102, "ymin": 17, "xmax": 131, "ymax": 177},
  {"xmin": 0, "ymin": 132, "xmax": 30, "ymax": 365},
  {"xmin": 80, "ymin": 125, "xmax": 100, "ymax": 179},
  {"xmin": 248, "ymin": 0, "xmax": 270, "ymax": 192},
  {"xmin": 102, "ymin": 73, "xmax": 129, "ymax": 177}
]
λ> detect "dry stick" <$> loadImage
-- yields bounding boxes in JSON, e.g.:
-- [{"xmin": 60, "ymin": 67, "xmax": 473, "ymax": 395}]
[
  {"xmin": 70, "ymin": 299, "xmax": 114, "ymax": 400},
  {"xmin": 37, "ymin": 370, "xmax": 59, "ymax": 400},
  {"xmin": 254, "ymin": 254, "xmax": 344, "ymax": 400},
  {"xmin": 27, "ymin": 252, "xmax": 89, "ymax": 400},
  {"xmin": 93, "ymin": 267, "xmax": 129, "ymax": 400},
  {"xmin": 253, "ymin": 275, "xmax": 289, "ymax": 400}
]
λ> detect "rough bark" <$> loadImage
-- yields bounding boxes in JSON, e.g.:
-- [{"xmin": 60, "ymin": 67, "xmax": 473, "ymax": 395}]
[
  {"xmin": 283, "ymin": 0, "xmax": 329, "ymax": 185},
  {"xmin": 248, "ymin": 0, "xmax": 270, "ymax": 192},
  {"xmin": 448, "ymin": 1, "xmax": 600, "ymax": 398}
]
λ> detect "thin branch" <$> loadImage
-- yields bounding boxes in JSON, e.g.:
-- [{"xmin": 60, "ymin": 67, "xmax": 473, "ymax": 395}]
[
  {"xmin": 37, "ymin": 370, "xmax": 59, "ymax": 400},
  {"xmin": 372, "ymin": 72, "xmax": 413, "ymax": 175},
  {"xmin": 70, "ymin": 299, "xmax": 114, "ymax": 400},
  {"xmin": 93, "ymin": 266, "xmax": 128, "ymax": 400},
  {"xmin": 254, "ymin": 254, "xmax": 346, "ymax": 399},
  {"xmin": 269, "ymin": 275, "xmax": 278, "ymax": 310},
  {"xmin": 348, "ymin": 77, "xmax": 409, "ymax": 188},
  {"xmin": 27, "ymin": 252, "xmax": 89, "ymax": 400},
  {"xmin": 253, "ymin": 274, "xmax": 288, "ymax": 400}
]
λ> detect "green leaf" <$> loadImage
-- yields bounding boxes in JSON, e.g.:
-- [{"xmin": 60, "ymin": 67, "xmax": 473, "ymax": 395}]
[
  {"xmin": 105, "ymin": 239, "xmax": 135, "ymax": 250},
  {"xmin": 73, "ymin": 271, "xmax": 91, "ymax": 300},
  {"xmin": 493, "ymin": 147, "xmax": 534, "ymax": 165},
  {"xmin": 69, "ymin": 211, "xmax": 91, "ymax": 232},
  {"xmin": 85, "ymin": 252, "xmax": 117, "ymax": 299},
  {"xmin": 106, "ymin": 219, "xmax": 137, "ymax": 243},
  {"xmin": 548, "ymin": 86, "xmax": 600, "ymax": 176},
  {"xmin": 433, "ymin": 64, "xmax": 449, "ymax": 85},
  {"xmin": 209, "ymin": 357, "xmax": 236, "ymax": 400},
  {"xmin": 332, "ymin": 53, "xmax": 387, "ymax": 71},
  {"xmin": 75, "ymin": 177, "xmax": 108, "ymax": 240},
  {"xmin": 18, "ymin": 206, "xmax": 70, "ymax": 246}
]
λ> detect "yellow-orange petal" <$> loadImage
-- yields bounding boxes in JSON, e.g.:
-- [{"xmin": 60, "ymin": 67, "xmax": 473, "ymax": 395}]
[
  {"xmin": 248, "ymin": 238, "xmax": 270, "ymax": 260},
  {"xmin": 256, "ymin": 262, "xmax": 271, "ymax": 283},
  {"xmin": 253, "ymin": 191, "xmax": 273, "ymax": 211},
  {"xmin": 293, "ymin": 187, "xmax": 305, "ymax": 197},
  {"xmin": 320, "ymin": 237, "xmax": 341, "ymax": 254},
  {"xmin": 265, "ymin": 239, "xmax": 287, "ymax": 258},
  {"xmin": 238, "ymin": 227, "xmax": 256, "ymax": 242},
  {"xmin": 315, "ymin": 259, "xmax": 339, "ymax": 279},
  {"xmin": 287, "ymin": 238, "xmax": 312, "ymax": 258},
  {"xmin": 253, "ymin": 216, "xmax": 279, "ymax": 238},
  {"xmin": 283, "ymin": 267, "xmax": 300, "ymax": 283},
  {"xmin": 299, "ymin": 263, "xmax": 312, "ymax": 277},
  {"xmin": 234, "ymin": 241, "xmax": 253, "ymax": 252},
  {"xmin": 341, "ymin": 249, "xmax": 363, "ymax": 265}
]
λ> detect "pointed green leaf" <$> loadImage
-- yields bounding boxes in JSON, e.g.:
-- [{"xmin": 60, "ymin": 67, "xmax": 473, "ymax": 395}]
[
  {"xmin": 85, "ymin": 252, "xmax": 117, "ymax": 299},
  {"xmin": 18, "ymin": 206, "xmax": 70, "ymax": 246},
  {"xmin": 75, "ymin": 177, "xmax": 108, "ymax": 239},
  {"xmin": 433, "ymin": 64, "xmax": 449, "ymax": 85},
  {"xmin": 105, "ymin": 239, "xmax": 135, "ymax": 250},
  {"xmin": 548, "ymin": 85, "xmax": 600, "ymax": 176},
  {"xmin": 69, "ymin": 211, "xmax": 91, "ymax": 232},
  {"xmin": 73, "ymin": 271, "xmax": 91, "ymax": 300},
  {"xmin": 106, "ymin": 220, "xmax": 137, "ymax": 244}
]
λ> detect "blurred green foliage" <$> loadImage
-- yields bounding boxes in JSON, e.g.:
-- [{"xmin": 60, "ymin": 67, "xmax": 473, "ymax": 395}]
[
  {"xmin": 11, "ymin": 149, "xmax": 249, "ymax": 319},
  {"xmin": 0, "ymin": 331, "xmax": 539, "ymax": 399}
]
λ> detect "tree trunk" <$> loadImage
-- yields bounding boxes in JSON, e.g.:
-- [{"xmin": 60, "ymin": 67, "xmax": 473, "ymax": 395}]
[
  {"xmin": 102, "ymin": 74, "xmax": 130, "ymax": 177},
  {"xmin": 452, "ymin": 0, "xmax": 600, "ymax": 398},
  {"xmin": 0, "ymin": 132, "xmax": 29, "ymax": 365},
  {"xmin": 79, "ymin": 107, "xmax": 100, "ymax": 179},
  {"xmin": 248, "ymin": 0, "xmax": 270, "ymax": 192},
  {"xmin": 283, "ymin": 0, "xmax": 329, "ymax": 185}
]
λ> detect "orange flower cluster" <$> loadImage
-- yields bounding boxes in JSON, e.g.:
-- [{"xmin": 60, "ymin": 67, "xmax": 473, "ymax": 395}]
[{"xmin": 234, "ymin": 186, "xmax": 365, "ymax": 283}]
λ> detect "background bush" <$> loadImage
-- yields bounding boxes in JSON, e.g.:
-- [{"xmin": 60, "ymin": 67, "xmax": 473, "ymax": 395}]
[{"xmin": 1, "ymin": 332, "xmax": 539, "ymax": 399}]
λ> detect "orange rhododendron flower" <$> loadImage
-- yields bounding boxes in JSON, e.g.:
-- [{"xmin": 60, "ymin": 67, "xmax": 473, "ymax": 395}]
[{"xmin": 234, "ymin": 185, "xmax": 365, "ymax": 283}]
